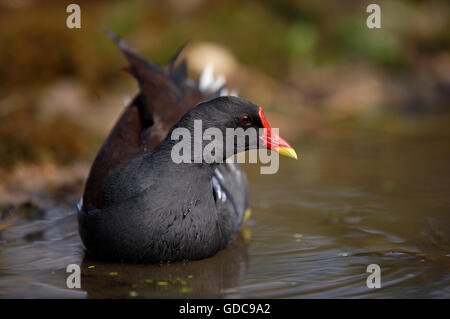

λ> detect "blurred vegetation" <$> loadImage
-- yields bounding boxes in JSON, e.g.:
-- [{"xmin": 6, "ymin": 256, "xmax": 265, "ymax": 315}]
[
  {"xmin": 0, "ymin": 0, "xmax": 448, "ymax": 170},
  {"xmin": 0, "ymin": 102, "xmax": 98, "ymax": 168}
]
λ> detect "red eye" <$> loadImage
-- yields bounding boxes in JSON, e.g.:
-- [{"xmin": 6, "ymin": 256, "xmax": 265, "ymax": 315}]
[{"xmin": 240, "ymin": 115, "xmax": 251, "ymax": 126}]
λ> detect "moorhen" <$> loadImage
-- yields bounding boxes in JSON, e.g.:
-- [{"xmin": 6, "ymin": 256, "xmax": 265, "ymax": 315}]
[{"xmin": 78, "ymin": 30, "xmax": 297, "ymax": 263}]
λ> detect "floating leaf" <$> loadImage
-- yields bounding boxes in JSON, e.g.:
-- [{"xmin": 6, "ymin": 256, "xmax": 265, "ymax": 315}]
[
  {"xmin": 180, "ymin": 287, "xmax": 193, "ymax": 293},
  {"xmin": 157, "ymin": 281, "xmax": 168, "ymax": 286}
]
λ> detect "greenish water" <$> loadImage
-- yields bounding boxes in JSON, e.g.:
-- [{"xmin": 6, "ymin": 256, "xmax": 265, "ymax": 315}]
[{"xmin": 1, "ymin": 133, "xmax": 449, "ymax": 298}]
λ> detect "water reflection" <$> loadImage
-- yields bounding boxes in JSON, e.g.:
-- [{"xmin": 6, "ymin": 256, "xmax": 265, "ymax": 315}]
[{"xmin": 81, "ymin": 235, "xmax": 249, "ymax": 298}]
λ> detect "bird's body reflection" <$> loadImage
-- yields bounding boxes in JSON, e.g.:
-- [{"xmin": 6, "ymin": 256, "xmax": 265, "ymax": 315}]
[{"xmin": 81, "ymin": 233, "xmax": 249, "ymax": 298}]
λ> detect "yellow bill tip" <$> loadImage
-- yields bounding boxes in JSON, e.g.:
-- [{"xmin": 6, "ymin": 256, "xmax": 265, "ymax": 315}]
[{"xmin": 277, "ymin": 146, "xmax": 298, "ymax": 160}]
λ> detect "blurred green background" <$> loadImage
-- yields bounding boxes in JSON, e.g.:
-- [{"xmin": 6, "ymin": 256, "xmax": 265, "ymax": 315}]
[{"xmin": 0, "ymin": 0, "xmax": 448, "ymax": 186}]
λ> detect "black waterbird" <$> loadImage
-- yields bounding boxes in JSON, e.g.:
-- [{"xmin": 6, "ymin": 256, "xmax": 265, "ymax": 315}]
[{"xmin": 78, "ymin": 30, "xmax": 297, "ymax": 263}]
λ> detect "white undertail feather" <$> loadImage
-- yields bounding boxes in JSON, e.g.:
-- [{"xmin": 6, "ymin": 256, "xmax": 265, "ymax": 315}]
[
  {"xmin": 219, "ymin": 88, "xmax": 238, "ymax": 97},
  {"xmin": 199, "ymin": 63, "xmax": 238, "ymax": 97}
]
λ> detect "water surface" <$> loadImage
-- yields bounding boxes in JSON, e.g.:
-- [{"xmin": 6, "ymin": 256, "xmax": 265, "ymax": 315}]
[{"xmin": 1, "ymin": 133, "xmax": 449, "ymax": 298}]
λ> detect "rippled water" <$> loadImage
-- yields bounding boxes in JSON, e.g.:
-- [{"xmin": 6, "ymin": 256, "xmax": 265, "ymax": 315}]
[{"xmin": 1, "ymin": 133, "xmax": 449, "ymax": 298}]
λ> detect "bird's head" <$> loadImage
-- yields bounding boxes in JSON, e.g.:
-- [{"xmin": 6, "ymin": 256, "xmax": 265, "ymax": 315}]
[{"xmin": 179, "ymin": 96, "xmax": 297, "ymax": 161}]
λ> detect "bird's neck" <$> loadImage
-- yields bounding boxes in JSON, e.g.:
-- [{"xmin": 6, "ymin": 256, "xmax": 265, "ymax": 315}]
[
  {"xmin": 148, "ymin": 134, "xmax": 220, "ymax": 180},
  {"xmin": 153, "ymin": 113, "xmax": 229, "ymax": 168}
]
